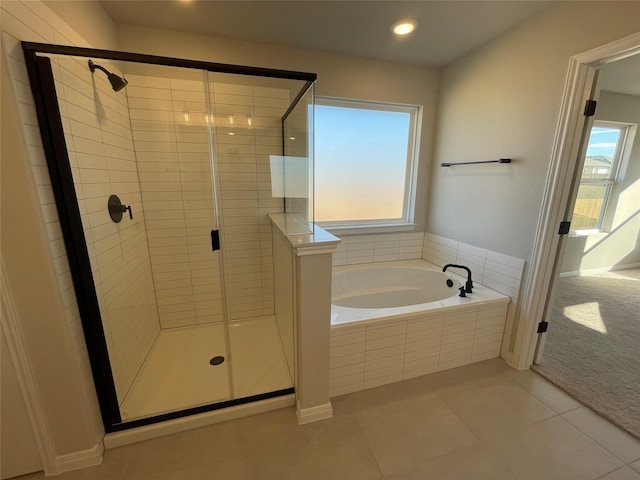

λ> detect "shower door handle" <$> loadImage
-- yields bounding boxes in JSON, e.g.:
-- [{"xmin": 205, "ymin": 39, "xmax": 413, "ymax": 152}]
[{"xmin": 211, "ymin": 230, "xmax": 220, "ymax": 252}]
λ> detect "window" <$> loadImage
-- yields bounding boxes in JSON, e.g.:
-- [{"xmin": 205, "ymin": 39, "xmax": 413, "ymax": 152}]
[
  {"xmin": 314, "ymin": 97, "xmax": 421, "ymax": 232},
  {"xmin": 571, "ymin": 121, "xmax": 631, "ymax": 231}
]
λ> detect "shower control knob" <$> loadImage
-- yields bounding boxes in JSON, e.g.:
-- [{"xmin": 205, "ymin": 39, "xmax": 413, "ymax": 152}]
[{"xmin": 108, "ymin": 194, "xmax": 133, "ymax": 223}]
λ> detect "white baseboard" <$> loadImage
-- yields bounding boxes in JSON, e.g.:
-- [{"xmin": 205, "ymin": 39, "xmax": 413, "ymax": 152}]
[
  {"xmin": 560, "ymin": 262, "xmax": 640, "ymax": 277},
  {"xmin": 55, "ymin": 443, "xmax": 103, "ymax": 474},
  {"xmin": 104, "ymin": 394, "xmax": 295, "ymax": 449},
  {"xmin": 296, "ymin": 401, "xmax": 333, "ymax": 425}
]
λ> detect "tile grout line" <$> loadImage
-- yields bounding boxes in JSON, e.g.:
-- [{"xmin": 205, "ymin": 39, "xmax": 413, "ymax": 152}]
[
  {"xmin": 512, "ymin": 377, "xmax": 583, "ymax": 417},
  {"xmin": 353, "ymin": 416, "xmax": 387, "ymax": 479},
  {"xmin": 559, "ymin": 407, "xmax": 640, "ymax": 466}
]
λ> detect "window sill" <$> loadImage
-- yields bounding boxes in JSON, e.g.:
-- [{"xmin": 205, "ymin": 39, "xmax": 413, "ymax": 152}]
[
  {"xmin": 319, "ymin": 222, "xmax": 417, "ymax": 236},
  {"xmin": 570, "ymin": 229, "xmax": 607, "ymax": 237}
]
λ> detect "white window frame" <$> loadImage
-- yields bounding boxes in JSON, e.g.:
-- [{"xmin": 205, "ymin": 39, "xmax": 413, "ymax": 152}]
[
  {"xmin": 571, "ymin": 120, "xmax": 634, "ymax": 234},
  {"xmin": 314, "ymin": 96, "xmax": 422, "ymax": 234}
]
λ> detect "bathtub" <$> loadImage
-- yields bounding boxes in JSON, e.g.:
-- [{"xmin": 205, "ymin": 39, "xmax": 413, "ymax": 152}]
[
  {"xmin": 329, "ymin": 260, "xmax": 512, "ymax": 397},
  {"xmin": 331, "ymin": 259, "xmax": 510, "ymax": 326}
]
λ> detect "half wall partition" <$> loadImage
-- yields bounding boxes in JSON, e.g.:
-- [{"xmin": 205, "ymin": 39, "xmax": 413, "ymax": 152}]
[{"xmin": 22, "ymin": 42, "xmax": 315, "ymax": 431}]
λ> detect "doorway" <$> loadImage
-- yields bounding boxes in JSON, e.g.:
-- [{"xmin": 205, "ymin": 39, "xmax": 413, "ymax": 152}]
[{"xmin": 529, "ymin": 45, "xmax": 640, "ymax": 439}]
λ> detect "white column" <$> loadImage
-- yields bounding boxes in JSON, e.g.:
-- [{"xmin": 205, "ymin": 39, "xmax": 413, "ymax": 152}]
[{"xmin": 269, "ymin": 215, "xmax": 339, "ymax": 424}]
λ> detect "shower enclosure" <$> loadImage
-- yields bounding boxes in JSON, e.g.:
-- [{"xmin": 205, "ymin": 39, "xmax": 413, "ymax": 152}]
[{"xmin": 22, "ymin": 42, "xmax": 315, "ymax": 431}]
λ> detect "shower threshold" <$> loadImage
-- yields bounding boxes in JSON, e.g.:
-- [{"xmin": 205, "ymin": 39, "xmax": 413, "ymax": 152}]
[{"xmin": 120, "ymin": 316, "xmax": 293, "ymax": 422}]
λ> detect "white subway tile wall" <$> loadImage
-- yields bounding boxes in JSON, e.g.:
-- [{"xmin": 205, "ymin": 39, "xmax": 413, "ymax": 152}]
[
  {"xmin": 210, "ymin": 80, "xmax": 290, "ymax": 320},
  {"xmin": 51, "ymin": 59, "xmax": 161, "ymax": 403},
  {"xmin": 128, "ymin": 75, "xmax": 292, "ymax": 326},
  {"xmin": 332, "ymin": 232, "xmax": 425, "ymax": 266},
  {"xmin": 127, "ymin": 74, "xmax": 225, "ymax": 329},
  {"xmin": 422, "ymin": 234, "xmax": 526, "ymax": 297},
  {"xmin": 329, "ymin": 303, "xmax": 509, "ymax": 397},
  {"xmin": 422, "ymin": 233, "xmax": 526, "ymax": 355},
  {"xmin": 334, "ymin": 232, "xmax": 524, "ymax": 300}
]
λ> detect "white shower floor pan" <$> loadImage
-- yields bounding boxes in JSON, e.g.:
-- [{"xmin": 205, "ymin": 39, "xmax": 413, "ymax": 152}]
[{"xmin": 120, "ymin": 316, "xmax": 292, "ymax": 421}]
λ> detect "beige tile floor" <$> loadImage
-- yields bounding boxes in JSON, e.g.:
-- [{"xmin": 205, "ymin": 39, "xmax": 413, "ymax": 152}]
[{"xmin": 18, "ymin": 359, "xmax": 640, "ymax": 480}]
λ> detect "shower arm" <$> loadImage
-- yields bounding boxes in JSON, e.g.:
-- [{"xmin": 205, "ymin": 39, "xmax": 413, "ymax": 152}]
[
  {"xmin": 89, "ymin": 61, "xmax": 110, "ymax": 76},
  {"xmin": 88, "ymin": 60, "xmax": 128, "ymax": 92}
]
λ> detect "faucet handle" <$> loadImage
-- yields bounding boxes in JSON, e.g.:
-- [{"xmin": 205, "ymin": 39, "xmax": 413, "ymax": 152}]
[{"xmin": 459, "ymin": 286, "xmax": 467, "ymax": 298}]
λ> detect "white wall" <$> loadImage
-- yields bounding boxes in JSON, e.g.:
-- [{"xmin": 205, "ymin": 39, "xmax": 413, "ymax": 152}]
[
  {"xmin": 561, "ymin": 90, "xmax": 640, "ymax": 273},
  {"xmin": 1, "ymin": 327, "xmax": 43, "ymax": 478},
  {"xmin": 428, "ymin": 1, "xmax": 640, "ymax": 262},
  {"xmin": 42, "ymin": 0, "xmax": 117, "ymax": 48}
]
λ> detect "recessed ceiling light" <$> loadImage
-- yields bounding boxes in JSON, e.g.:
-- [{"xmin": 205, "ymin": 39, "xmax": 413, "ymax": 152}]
[{"xmin": 391, "ymin": 19, "xmax": 418, "ymax": 36}]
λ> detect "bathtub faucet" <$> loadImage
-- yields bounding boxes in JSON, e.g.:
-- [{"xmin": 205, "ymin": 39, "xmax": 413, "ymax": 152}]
[{"xmin": 442, "ymin": 264, "xmax": 473, "ymax": 293}]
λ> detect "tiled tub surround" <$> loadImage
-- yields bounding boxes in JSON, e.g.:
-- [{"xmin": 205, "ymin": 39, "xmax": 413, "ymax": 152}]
[
  {"xmin": 422, "ymin": 233, "xmax": 527, "ymax": 360},
  {"xmin": 422, "ymin": 234, "xmax": 525, "ymax": 302},
  {"xmin": 332, "ymin": 232, "xmax": 425, "ymax": 265},
  {"xmin": 329, "ymin": 260, "xmax": 510, "ymax": 397},
  {"xmin": 332, "ymin": 232, "xmax": 526, "ymax": 356},
  {"xmin": 333, "ymin": 232, "xmax": 526, "ymax": 303}
]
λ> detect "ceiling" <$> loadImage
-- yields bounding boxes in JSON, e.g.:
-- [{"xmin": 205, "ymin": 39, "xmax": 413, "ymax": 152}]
[
  {"xmin": 98, "ymin": 1, "xmax": 639, "ymax": 95},
  {"xmin": 600, "ymin": 54, "xmax": 640, "ymax": 97},
  {"xmin": 98, "ymin": 0, "xmax": 553, "ymax": 67}
]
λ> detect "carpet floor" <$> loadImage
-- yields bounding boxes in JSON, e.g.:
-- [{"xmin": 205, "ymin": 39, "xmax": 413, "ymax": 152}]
[{"xmin": 532, "ymin": 268, "xmax": 640, "ymax": 440}]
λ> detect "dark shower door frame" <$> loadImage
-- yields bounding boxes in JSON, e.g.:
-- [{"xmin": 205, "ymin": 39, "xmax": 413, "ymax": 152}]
[{"xmin": 22, "ymin": 41, "xmax": 316, "ymax": 432}]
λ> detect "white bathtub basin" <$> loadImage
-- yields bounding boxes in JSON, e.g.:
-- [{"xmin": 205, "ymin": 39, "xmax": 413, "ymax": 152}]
[{"xmin": 331, "ymin": 259, "xmax": 510, "ymax": 326}]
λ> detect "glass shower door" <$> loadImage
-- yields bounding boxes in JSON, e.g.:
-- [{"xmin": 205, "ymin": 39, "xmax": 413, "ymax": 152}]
[
  {"xmin": 40, "ymin": 54, "xmax": 232, "ymax": 421},
  {"xmin": 118, "ymin": 67, "xmax": 231, "ymax": 419},
  {"xmin": 283, "ymin": 82, "xmax": 315, "ymax": 231},
  {"xmin": 206, "ymin": 72, "xmax": 305, "ymax": 398},
  {"xmin": 25, "ymin": 42, "xmax": 315, "ymax": 431}
]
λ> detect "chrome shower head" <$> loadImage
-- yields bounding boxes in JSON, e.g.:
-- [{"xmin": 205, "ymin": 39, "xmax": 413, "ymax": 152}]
[{"xmin": 88, "ymin": 60, "xmax": 128, "ymax": 92}]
